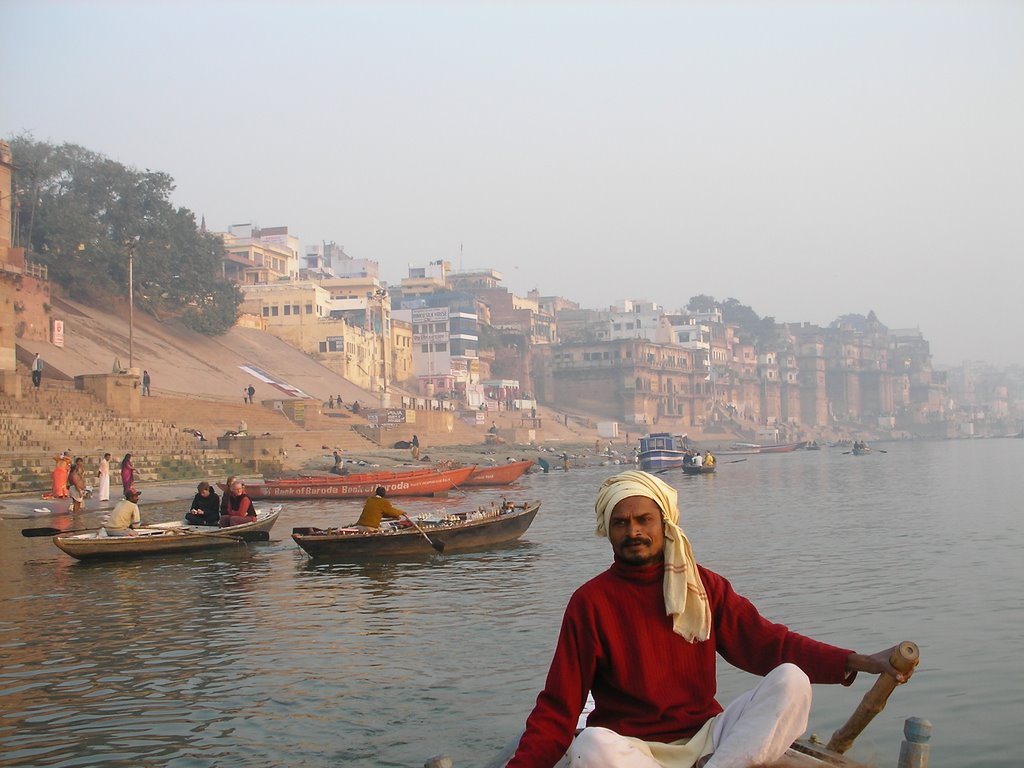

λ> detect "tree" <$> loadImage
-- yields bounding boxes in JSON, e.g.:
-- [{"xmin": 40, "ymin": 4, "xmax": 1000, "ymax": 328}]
[
  {"xmin": 687, "ymin": 295, "xmax": 777, "ymax": 347},
  {"xmin": 7, "ymin": 134, "xmax": 241, "ymax": 334}
]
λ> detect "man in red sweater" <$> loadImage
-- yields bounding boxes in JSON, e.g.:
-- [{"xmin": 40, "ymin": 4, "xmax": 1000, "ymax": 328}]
[{"xmin": 508, "ymin": 470, "xmax": 910, "ymax": 768}]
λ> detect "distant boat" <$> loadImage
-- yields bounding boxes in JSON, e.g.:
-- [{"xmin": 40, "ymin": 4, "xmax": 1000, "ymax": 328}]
[
  {"xmin": 230, "ymin": 466, "xmax": 476, "ymax": 500},
  {"xmin": 718, "ymin": 442, "xmax": 762, "ymax": 455},
  {"xmin": 638, "ymin": 432, "xmax": 689, "ymax": 472},
  {"xmin": 681, "ymin": 464, "xmax": 716, "ymax": 475},
  {"xmin": 757, "ymin": 441, "xmax": 808, "ymax": 454},
  {"xmin": 463, "ymin": 459, "xmax": 535, "ymax": 486}
]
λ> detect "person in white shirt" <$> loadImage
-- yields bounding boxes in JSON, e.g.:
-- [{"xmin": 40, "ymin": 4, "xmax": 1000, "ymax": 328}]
[
  {"xmin": 97, "ymin": 452, "xmax": 111, "ymax": 502},
  {"xmin": 692, "ymin": 452, "xmax": 704, "ymax": 468}
]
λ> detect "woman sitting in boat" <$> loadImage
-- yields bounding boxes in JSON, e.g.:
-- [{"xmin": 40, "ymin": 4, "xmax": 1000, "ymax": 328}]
[
  {"xmin": 354, "ymin": 487, "xmax": 408, "ymax": 531},
  {"xmin": 704, "ymin": 450, "xmax": 716, "ymax": 468},
  {"xmin": 186, "ymin": 481, "xmax": 221, "ymax": 526},
  {"xmin": 219, "ymin": 480, "xmax": 256, "ymax": 527}
]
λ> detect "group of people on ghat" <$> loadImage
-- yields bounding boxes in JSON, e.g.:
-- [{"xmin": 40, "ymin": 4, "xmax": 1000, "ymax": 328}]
[
  {"xmin": 50, "ymin": 451, "xmax": 126, "ymax": 513},
  {"xmin": 507, "ymin": 469, "xmax": 910, "ymax": 768},
  {"xmin": 683, "ymin": 449, "xmax": 715, "ymax": 468}
]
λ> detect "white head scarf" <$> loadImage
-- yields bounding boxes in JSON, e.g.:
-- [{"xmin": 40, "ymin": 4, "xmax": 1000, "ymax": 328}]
[{"xmin": 595, "ymin": 469, "xmax": 711, "ymax": 643}]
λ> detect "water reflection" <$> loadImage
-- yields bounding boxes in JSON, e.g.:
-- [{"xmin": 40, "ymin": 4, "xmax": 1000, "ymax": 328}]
[{"xmin": 0, "ymin": 443, "xmax": 1021, "ymax": 766}]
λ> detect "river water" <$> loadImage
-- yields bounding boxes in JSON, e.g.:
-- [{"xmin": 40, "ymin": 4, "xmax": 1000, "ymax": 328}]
[{"xmin": 1, "ymin": 439, "xmax": 1020, "ymax": 767}]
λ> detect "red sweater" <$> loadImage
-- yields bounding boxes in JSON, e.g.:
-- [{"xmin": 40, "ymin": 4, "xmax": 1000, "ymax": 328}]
[{"xmin": 507, "ymin": 561, "xmax": 854, "ymax": 768}]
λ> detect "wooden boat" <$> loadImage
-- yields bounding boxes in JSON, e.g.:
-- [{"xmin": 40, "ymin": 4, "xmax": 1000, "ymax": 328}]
[
  {"xmin": 852, "ymin": 446, "xmax": 872, "ymax": 455},
  {"xmin": 717, "ymin": 442, "xmax": 762, "ymax": 455},
  {"xmin": 292, "ymin": 501, "xmax": 541, "ymax": 558},
  {"xmin": 638, "ymin": 432, "xmax": 689, "ymax": 472},
  {"xmin": 53, "ymin": 506, "xmax": 281, "ymax": 561},
  {"xmin": 463, "ymin": 459, "xmax": 535, "ymax": 486},
  {"xmin": 232, "ymin": 466, "xmax": 476, "ymax": 500},
  {"xmin": 681, "ymin": 464, "xmax": 716, "ymax": 475},
  {"xmin": 292, "ymin": 467, "xmax": 440, "ymax": 484},
  {"xmin": 758, "ymin": 441, "xmax": 808, "ymax": 453}
]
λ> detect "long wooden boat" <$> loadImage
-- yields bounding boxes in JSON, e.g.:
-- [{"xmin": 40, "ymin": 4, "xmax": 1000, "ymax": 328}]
[
  {"xmin": 294, "ymin": 467, "xmax": 439, "ymax": 484},
  {"xmin": 681, "ymin": 464, "xmax": 716, "ymax": 475},
  {"xmin": 758, "ymin": 441, "xmax": 808, "ymax": 453},
  {"xmin": 292, "ymin": 500, "xmax": 541, "ymax": 558},
  {"xmin": 53, "ymin": 506, "xmax": 281, "ymax": 561},
  {"xmin": 232, "ymin": 466, "xmax": 476, "ymax": 500},
  {"xmin": 852, "ymin": 446, "xmax": 872, "ymax": 455},
  {"xmin": 638, "ymin": 432, "xmax": 689, "ymax": 472},
  {"xmin": 464, "ymin": 459, "xmax": 535, "ymax": 486},
  {"xmin": 717, "ymin": 442, "xmax": 762, "ymax": 455}
]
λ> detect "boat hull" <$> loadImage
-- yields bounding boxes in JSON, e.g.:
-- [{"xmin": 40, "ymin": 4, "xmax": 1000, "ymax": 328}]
[
  {"xmin": 53, "ymin": 507, "xmax": 281, "ymax": 561},
  {"xmin": 292, "ymin": 502, "xmax": 540, "ymax": 558},
  {"xmin": 464, "ymin": 459, "xmax": 535, "ymax": 486},
  {"xmin": 681, "ymin": 465, "xmax": 716, "ymax": 475},
  {"xmin": 757, "ymin": 441, "xmax": 808, "ymax": 453},
  {"xmin": 638, "ymin": 432, "xmax": 690, "ymax": 472},
  {"xmin": 236, "ymin": 466, "xmax": 476, "ymax": 500},
  {"xmin": 638, "ymin": 451, "xmax": 688, "ymax": 472}
]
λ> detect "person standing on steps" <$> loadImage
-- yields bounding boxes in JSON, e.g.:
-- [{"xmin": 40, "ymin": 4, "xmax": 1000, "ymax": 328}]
[
  {"xmin": 120, "ymin": 453, "xmax": 136, "ymax": 496},
  {"xmin": 142, "ymin": 369, "xmax": 151, "ymax": 396},
  {"xmin": 246, "ymin": 384, "xmax": 256, "ymax": 404},
  {"xmin": 96, "ymin": 452, "xmax": 111, "ymax": 502},
  {"xmin": 31, "ymin": 353, "xmax": 44, "ymax": 388}
]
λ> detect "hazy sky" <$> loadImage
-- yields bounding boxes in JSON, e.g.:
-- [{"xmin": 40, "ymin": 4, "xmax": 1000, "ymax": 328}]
[{"xmin": 3, "ymin": 1, "xmax": 1022, "ymax": 366}]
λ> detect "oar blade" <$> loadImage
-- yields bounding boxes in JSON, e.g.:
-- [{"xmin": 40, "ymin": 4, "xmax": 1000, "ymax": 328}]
[
  {"xmin": 432, "ymin": 540, "xmax": 446, "ymax": 553},
  {"xmin": 21, "ymin": 527, "xmax": 63, "ymax": 538},
  {"xmin": 231, "ymin": 530, "xmax": 270, "ymax": 543}
]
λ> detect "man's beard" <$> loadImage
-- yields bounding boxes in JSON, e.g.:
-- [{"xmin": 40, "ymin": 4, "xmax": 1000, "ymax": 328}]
[{"xmin": 618, "ymin": 537, "xmax": 662, "ymax": 566}]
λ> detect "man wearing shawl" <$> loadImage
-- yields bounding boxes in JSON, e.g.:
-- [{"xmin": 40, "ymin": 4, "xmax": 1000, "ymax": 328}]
[{"xmin": 508, "ymin": 470, "xmax": 909, "ymax": 768}]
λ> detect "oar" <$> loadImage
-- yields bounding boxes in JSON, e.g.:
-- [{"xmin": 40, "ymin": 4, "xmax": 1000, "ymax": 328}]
[
  {"xmin": 826, "ymin": 641, "xmax": 919, "ymax": 754},
  {"xmin": 22, "ymin": 526, "xmax": 97, "ymax": 538},
  {"xmin": 403, "ymin": 515, "xmax": 445, "ymax": 553},
  {"xmin": 724, "ymin": 458, "xmax": 747, "ymax": 464},
  {"xmin": 177, "ymin": 528, "xmax": 270, "ymax": 543},
  {"xmin": 214, "ymin": 530, "xmax": 270, "ymax": 543}
]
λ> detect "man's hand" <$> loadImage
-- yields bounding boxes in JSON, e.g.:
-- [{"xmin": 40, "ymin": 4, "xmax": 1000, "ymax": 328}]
[{"xmin": 846, "ymin": 645, "xmax": 915, "ymax": 683}]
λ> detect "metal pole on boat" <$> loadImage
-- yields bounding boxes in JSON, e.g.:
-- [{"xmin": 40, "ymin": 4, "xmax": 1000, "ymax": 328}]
[{"xmin": 897, "ymin": 717, "xmax": 932, "ymax": 768}]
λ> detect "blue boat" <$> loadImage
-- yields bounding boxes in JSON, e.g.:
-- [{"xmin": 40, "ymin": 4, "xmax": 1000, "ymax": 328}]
[{"xmin": 638, "ymin": 432, "xmax": 689, "ymax": 472}]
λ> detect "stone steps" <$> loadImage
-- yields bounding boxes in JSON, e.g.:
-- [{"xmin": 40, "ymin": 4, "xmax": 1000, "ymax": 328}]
[{"xmin": 0, "ymin": 387, "xmax": 253, "ymax": 495}]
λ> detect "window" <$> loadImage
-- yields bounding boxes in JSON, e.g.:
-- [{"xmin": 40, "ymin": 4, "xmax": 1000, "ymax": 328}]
[
  {"xmin": 306, "ymin": 304, "xmax": 313, "ymax": 314},
  {"xmin": 284, "ymin": 305, "xmax": 291, "ymax": 315},
  {"xmin": 262, "ymin": 307, "xmax": 269, "ymax": 317},
  {"xmin": 270, "ymin": 306, "xmax": 279, "ymax": 316},
  {"xmin": 293, "ymin": 305, "xmax": 300, "ymax": 315}
]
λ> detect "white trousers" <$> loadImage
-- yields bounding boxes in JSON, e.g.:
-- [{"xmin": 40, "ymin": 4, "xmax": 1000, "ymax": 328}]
[{"xmin": 563, "ymin": 664, "xmax": 812, "ymax": 768}]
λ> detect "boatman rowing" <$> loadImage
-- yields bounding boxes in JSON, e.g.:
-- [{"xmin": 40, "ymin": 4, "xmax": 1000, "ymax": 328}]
[
  {"xmin": 507, "ymin": 469, "xmax": 911, "ymax": 768},
  {"xmin": 354, "ymin": 486, "xmax": 408, "ymax": 531}
]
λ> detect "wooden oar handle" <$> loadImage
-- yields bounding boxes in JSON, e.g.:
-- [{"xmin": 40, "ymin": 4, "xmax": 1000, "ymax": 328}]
[{"xmin": 826, "ymin": 641, "xmax": 919, "ymax": 755}]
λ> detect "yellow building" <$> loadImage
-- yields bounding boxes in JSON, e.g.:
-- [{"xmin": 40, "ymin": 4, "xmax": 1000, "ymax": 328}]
[{"xmin": 219, "ymin": 224, "xmax": 298, "ymax": 284}]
